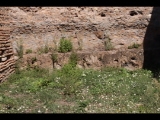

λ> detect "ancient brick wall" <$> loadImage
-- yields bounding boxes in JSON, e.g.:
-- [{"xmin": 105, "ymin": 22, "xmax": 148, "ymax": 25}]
[{"xmin": 0, "ymin": 7, "xmax": 15, "ymax": 82}]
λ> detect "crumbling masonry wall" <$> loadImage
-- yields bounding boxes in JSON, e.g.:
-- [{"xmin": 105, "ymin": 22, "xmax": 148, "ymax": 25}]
[{"xmin": 0, "ymin": 7, "xmax": 15, "ymax": 82}]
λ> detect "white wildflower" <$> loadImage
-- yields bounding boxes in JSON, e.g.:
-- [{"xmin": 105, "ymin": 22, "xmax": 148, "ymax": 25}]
[
  {"xmin": 97, "ymin": 75, "xmax": 101, "ymax": 77},
  {"xmin": 38, "ymin": 110, "xmax": 41, "ymax": 113},
  {"xmin": 82, "ymin": 73, "xmax": 86, "ymax": 77},
  {"xmin": 157, "ymin": 108, "xmax": 160, "ymax": 111}
]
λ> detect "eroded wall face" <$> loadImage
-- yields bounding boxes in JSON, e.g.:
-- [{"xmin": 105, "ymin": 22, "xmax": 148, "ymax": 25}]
[
  {"xmin": 9, "ymin": 7, "xmax": 152, "ymax": 53},
  {"xmin": 0, "ymin": 7, "xmax": 15, "ymax": 82}
]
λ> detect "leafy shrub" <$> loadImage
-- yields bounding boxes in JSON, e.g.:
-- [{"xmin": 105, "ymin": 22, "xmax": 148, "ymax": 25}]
[
  {"xmin": 59, "ymin": 64, "xmax": 78, "ymax": 77},
  {"xmin": 55, "ymin": 63, "xmax": 83, "ymax": 95},
  {"xmin": 58, "ymin": 37, "xmax": 72, "ymax": 53}
]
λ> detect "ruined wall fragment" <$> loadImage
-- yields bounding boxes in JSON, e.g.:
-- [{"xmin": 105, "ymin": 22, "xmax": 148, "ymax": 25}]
[{"xmin": 0, "ymin": 7, "xmax": 15, "ymax": 82}]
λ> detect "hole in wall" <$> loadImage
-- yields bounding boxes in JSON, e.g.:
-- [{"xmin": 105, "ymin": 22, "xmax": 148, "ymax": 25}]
[
  {"xmin": 114, "ymin": 59, "xmax": 118, "ymax": 62},
  {"xmin": 0, "ymin": 50, "xmax": 5, "ymax": 55},
  {"xmin": 7, "ymin": 55, "xmax": 11, "ymax": 60},
  {"xmin": 100, "ymin": 12, "xmax": 106, "ymax": 17},
  {"xmin": 98, "ymin": 57, "xmax": 102, "ymax": 61},
  {"xmin": 131, "ymin": 56, "xmax": 136, "ymax": 60},
  {"xmin": 129, "ymin": 11, "xmax": 138, "ymax": 16}
]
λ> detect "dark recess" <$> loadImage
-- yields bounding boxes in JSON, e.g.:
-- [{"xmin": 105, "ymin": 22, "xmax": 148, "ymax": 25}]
[{"xmin": 143, "ymin": 7, "xmax": 160, "ymax": 78}]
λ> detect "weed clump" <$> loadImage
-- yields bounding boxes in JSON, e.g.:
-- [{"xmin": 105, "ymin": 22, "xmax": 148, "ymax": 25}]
[
  {"xmin": 58, "ymin": 37, "xmax": 72, "ymax": 53},
  {"xmin": 104, "ymin": 38, "xmax": 113, "ymax": 51},
  {"xmin": 68, "ymin": 52, "xmax": 79, "ymax": 68},
  {"xmin": 25, "ymin": 49, "xmax": 32, "ymax": 54},
  {"xmin": 37, "ymin": 45, "xmax": 50, "ymax": 54},
  {"xmin": 50, "ymin": 53, "xmax": 58, "ymax": 63},
  {"xmin": 16, "ymin": 40, "xmax": 24, "ymax": 58},
  {"xmin": 128, "ymin": 43, "xmax": 141, "ymax": 49}
]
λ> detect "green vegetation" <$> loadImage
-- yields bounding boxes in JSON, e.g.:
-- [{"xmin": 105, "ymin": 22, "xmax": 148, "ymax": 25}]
[
  {"xmin": 58, "ymin": 37, "xmax": 73, "ymax": 53},
  {"xmin": 37, "ymin": 44, "xmax": 50, "ymax": 54},
  {"xmin": 25, "ymin": 49, "xmax": 32, "ymax": 54},
  {"xmin": 15, "ymin": 40, "xmax": 24, "ymax": 58},
  {"xmin": 104, "ymin": 38, "xmax": 114, "ymax": 51},
  {"xmin": 1, "ymin": 65, "xmax": 160, "ymax": 113},
  {"xmin": 14, "ymin": 59, "xmax": 22, "ymax": 74},
  {"xmin": 128, "ymin": 43, "xmax": 141, "ymax": 49},
  {"xmin": 31, "ymin": 57, "xmax": 37, "ymax": 64},
  {"xmin": 43, "ymin": 44, "xmax": 50, "ymax": 53},
  {"xmin": 50, "ymin": 53, "xmax": 58, "ymax": 64},
  {"xmin": 68, "ymin": 51, "xmax": 79, "ymax": 67}
]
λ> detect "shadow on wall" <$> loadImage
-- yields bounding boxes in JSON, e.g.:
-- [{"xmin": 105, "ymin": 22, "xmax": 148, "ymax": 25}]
[{"xmin": 143, "ymin": 7, "xmax": 160, "ymax": 77}]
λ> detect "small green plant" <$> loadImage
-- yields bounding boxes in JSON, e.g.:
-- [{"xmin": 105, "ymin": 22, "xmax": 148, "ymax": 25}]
[
  {"xmin": 14, "ymin": 59, "xmax": 22, "ymax": 74},
  {"xmin": 78, "ymin": 100, "xmax": 89, "ymax": 108},
  {"xmin": 128, "ymin": 43, "xmax": 141, "ymax": 49},
  {"xmin": 50, "ymin": 53, "xmax": 58, "ymax": 63},
  {"xmin": 31, "ymin": 57, "xmax": 37, "ymax": 64},
  {"xmin": 55, "ymin": 57, "xmax": 83, "ymax": 95},
  {"xmin": 37, "ymin": 43, "xmax": 50, "ymax": 54},
  {"xmin": 28, "ymin": 78, "xmax": 51, "ymax": 92},
  {"xmin": 104, "ymin": 38, "xmax": 113, "ymax": 51},
  {"xmin": 69, "ymin": 52, "xmax": 79, "ymax": 68},
  {"xmin": 76, "ymin": 100, "xmax": 89, "ymax": 112},
  {"xmin": 16, "ymin": 40, "xmax": 24, "ymax": 58},
  {"xmin": 44, "ymin": 44, "xmax": 50, "ymax": 53},
  {"xmin": 25, "ymin": 49, "xmax": 32, "ymax": 54},
  {"xmin": 58, "ymin": 37, "xmax": 73, "ymax": 53}
]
